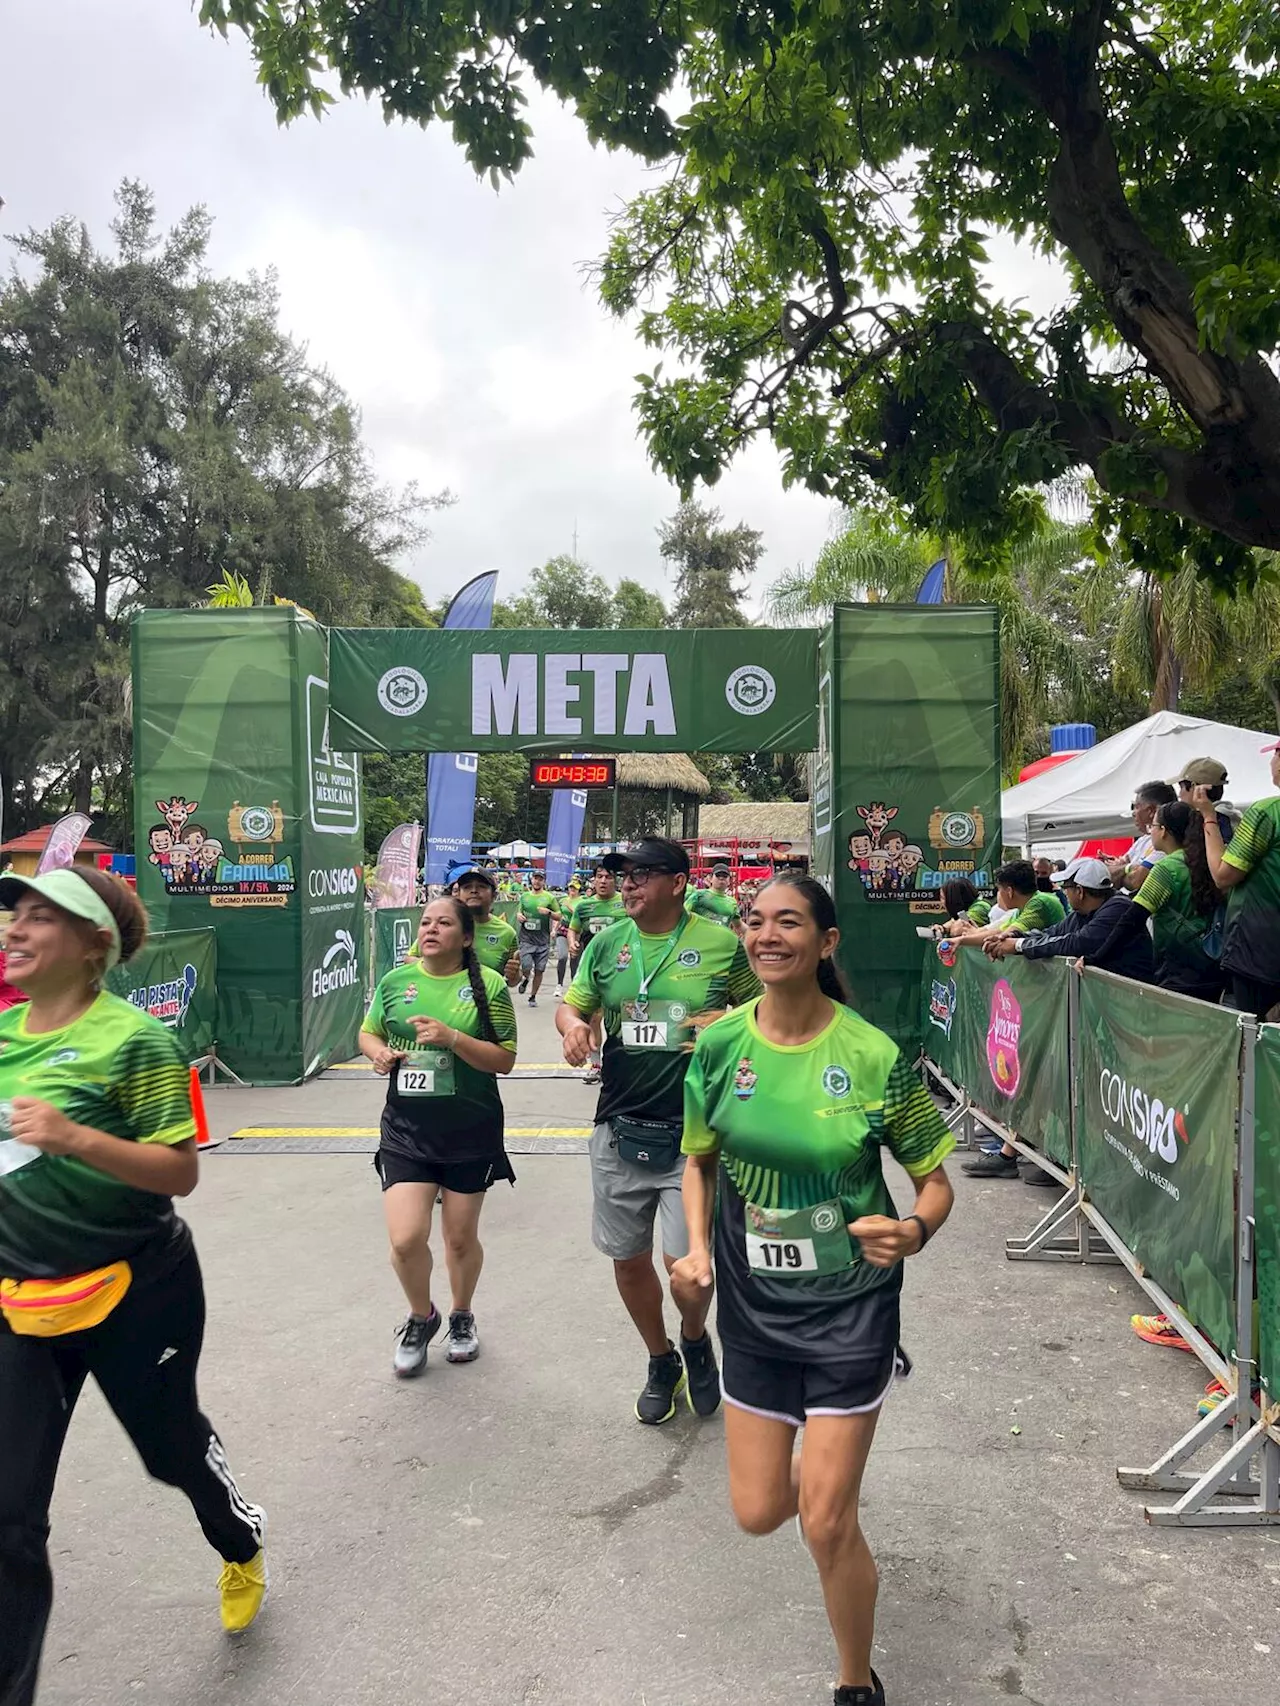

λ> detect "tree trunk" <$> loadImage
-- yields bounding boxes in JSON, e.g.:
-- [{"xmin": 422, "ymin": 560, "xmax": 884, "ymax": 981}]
[{"xmin": 73, "ymin": 757, "xmax": 94, "ymax": 816}]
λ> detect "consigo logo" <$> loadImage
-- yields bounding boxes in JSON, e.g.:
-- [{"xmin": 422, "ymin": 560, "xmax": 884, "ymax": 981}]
[
  {"xmin": 307, "ymin": 866, "xmax": 361, "ymax": 898},
  {"xmin": 725, "ymin": 665, "xmax": 777, "ymax": 717},
  {"xmin": 377, "ymin": 666, "xmax": 429, "ymax": 718},
  {"xmin": 1099, "ymin": 1070, "xmax": 1190, "ymax": 1164},
  {"xmin": 313, "ymin": 929, "xmax": 359, "ymax": 998}
]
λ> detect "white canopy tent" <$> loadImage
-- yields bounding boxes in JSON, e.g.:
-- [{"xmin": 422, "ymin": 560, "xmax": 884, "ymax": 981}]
[{"xmin": 1002, "ymin": 710, "xmax": 1277, "ymax": 847}]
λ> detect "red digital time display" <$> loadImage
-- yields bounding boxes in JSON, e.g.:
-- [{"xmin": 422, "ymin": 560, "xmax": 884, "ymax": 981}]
[{"xmin": 530, "ymin": 759, "xmax": 618, "ymax": 790}]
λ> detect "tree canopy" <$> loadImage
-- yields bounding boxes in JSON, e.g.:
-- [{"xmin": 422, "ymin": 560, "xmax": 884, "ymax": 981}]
[
  {"xmin": 201, "ymin": 0, "xmax": 1280, "ymax": 587},
  {"xmin": 0, "ymin": 181, "xmax": 443, "ymax": 840}
]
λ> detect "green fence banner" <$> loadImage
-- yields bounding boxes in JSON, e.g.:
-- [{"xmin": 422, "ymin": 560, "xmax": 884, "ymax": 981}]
[
  {"xmin": 829, "ymin": 606, "xmax": 1001, "ymax": 1053},
  {"xmin": 373, "ymin": 906, "xmax": 423, "ymax": 989},
  {"xmin": 921, "ymin": 947, "xmax": 1070, "ymax": 1166},
  {"xmin": 328, "ymin": 628, "xmax": 819, "ymax": 754},
  {"xmin": 1253, "ymin": 1025, "xmax": 1280, "ymax": 1398},
  {"xmin": 107, "ymin": 927, "xmax": 218, "ymax": 1065},
  {"xmin": 133, "ymin": 608, "xmax": 365, "ymax": 1084},
  {"xmin": 1076, "ymin": 972, "xmax": 1240, "ymax": 1357}
]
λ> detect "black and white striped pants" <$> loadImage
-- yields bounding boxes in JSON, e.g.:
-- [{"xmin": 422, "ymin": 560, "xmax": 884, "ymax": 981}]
[{"xmin": 0, "ymin": 1246, "xmax": 262, "ymax": 1706}]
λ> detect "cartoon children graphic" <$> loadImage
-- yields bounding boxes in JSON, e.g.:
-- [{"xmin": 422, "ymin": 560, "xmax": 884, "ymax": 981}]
[
  {"xmin": 733, "ymin": 1057, "xmax": 758, "ymax": 1100},
  {"xmin": 147, "ymin": 826, "xmax": 173, "ymax": 869},
  {"xmin": 181, "ymin": 824, "xmax": 208, "ymax": 859}
]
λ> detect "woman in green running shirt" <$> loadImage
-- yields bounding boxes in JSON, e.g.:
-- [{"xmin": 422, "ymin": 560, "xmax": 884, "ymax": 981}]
[
  {"xmin": 673, "ymin": 874, "xmax": 955, "ymax": 1706},
  {"xmin": 360, "ymin": 896, "xmax": 518, "ymax": 1377},
  {"xmin": 0, "ymin": 869, "xmax": 267, "ymax": 1704}
]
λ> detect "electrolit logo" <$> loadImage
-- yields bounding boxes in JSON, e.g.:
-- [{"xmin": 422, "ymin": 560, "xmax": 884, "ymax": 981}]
[
  {"xmin": 1099, "ymin": 1071, "xmax": 1189, "ymax": 1164},
  {"xmin": 986, "ymin": 979, "xmax": 1022, "ymax": 1099}
]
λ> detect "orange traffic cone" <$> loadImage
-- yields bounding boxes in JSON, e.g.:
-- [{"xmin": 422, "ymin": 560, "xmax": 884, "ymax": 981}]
[{"xmin": 190, "ymin": 1066, "xmax": 222, "ymax": 1150}]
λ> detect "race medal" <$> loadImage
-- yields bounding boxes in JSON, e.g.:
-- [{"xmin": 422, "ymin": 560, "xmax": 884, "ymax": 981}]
[
  {"xmin": 397, "ymin": 1050, "xmax": 457, "ymax": 1097},
  {"xmin": 744, "ymin": 1199, "xmax": 854, "ymax": 1277}
]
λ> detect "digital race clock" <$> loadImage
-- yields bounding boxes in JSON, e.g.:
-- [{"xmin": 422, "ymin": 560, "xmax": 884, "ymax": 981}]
[{"xmin": 529, "ymin": 759, "xmax": 618, "ymax": 790}]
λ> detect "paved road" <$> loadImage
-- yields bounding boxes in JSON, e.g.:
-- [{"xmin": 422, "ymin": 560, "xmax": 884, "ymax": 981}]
[{"xmin": 38, "ymin": 1001, "xmax": 1280, "ymax": 1704}]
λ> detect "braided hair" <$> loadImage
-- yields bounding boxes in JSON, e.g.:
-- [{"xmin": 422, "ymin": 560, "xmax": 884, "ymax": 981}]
[
  {"xmin": 750, "ymin": 873, "xmax": 851, "ymax": 1006},
  {"xmin": 434, "ymin": 896, "xmax": 502, "ymax": 1044}
]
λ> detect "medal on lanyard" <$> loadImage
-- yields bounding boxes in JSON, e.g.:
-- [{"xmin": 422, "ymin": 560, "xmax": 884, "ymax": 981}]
[{"xmin": 631, "ymin": 917, "xmax": 687, "ymax": 1018}]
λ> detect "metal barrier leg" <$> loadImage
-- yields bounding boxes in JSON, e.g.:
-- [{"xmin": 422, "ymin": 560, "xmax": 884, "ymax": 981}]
[{"xmin": 1005, "ymin": 1182, "xmax": 1087, "ymax": 1261}]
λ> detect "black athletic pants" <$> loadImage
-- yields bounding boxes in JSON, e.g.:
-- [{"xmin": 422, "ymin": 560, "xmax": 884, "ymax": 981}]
[{"xmin": 0, "ymin": 1246, "xmax": 261, "ymax": 1706}]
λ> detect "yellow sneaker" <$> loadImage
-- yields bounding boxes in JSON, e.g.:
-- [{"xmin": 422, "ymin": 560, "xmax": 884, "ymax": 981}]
[{"xmin": 219, "ymin": 1548, "xmax": 268, "ymax": 1634}]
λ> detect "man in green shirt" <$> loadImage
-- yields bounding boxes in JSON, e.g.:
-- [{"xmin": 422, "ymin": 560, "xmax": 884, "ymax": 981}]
[
  {"xmin": 1194, "ymin": 745, "xmax": 1280, "ymax": 1017},
  {"xmin": 685, "ymin": 863, "xmax": 741, "ymax": 931},
  {"xmin": 515, "ymin": 871, "xmax": 560, "ymax": 1007},
  {"xmin": 556, "ymin": 838, "xmax": 761, "ymax": 1426},
  {"xmin": 450, "ymin": 865, "xmax": 520, "ymax": 982},
  {"xmin": 952, "ymin": 859, "xmax": 1064, "ymax": 948}
]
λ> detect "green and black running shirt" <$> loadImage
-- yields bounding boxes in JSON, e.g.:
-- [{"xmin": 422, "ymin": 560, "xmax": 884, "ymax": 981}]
[
  {"xmin": 516, "ymin": 888, "xmax": 559, "ymax": 943},
  {"xmin": 569, "ymin": 894, "xmax": 627, "ymax": 943},
  {"xmin": 363, "ymin": 962, "xmax": 517, "ymax": 1163},
  {"xmin": 1133, "ymin": 850, "xmax": 1220, "ymax": 991},
  {"xmin": 472, "ymin": 915, "xmax": 519, "ymax": 974},
  {"xmin": 1221, "ymin": 797, "xmax": 1280, "ymax": 982},
  {"xmin": 682, "ymin": 999, "xmax": 954, "ymax": 1361},
  {"xmin": 0, "ymin": 992, "xmax": 197, "ymax": 1280},
  {"xmin": 565, "ymin": 914, "xmax": 761, "ymax": 1126},
  {"xmin": 685, "ymin": 888, "xmax": 741, "ymax": 928}
]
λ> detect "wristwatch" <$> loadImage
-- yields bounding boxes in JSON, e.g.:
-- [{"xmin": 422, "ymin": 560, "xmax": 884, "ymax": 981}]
[{"xmin": 1013, "ymin": 936, "xmax": 1026, "ymax": 953}]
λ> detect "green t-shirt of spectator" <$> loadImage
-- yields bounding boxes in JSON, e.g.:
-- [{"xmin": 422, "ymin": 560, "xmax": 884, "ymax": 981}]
[
  {"xmin": 1221, "ymin": 797, "xmax": 1280, "ymax": 981},
  {"xmin": 1003, "ymin": 890, "xmax": 1066, "ymax": 934}
]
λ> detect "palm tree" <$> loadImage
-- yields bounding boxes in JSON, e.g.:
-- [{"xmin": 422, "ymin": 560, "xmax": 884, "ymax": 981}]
[
  {"xmin": 1076, "ymin": 554, "xmax": 1280, "ymax": 720},
  {"xmin": 768, "ymin": 510, "xmax": 1092, "ymax": 773}
]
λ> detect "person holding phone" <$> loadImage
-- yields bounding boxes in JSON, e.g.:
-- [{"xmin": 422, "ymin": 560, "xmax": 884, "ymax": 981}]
[
  {"xmin": 673, "ymin": 873, "xmax": 955, "ymax": 1706},
  {"xmin": 361, "ymin": 896, "xmax": 518, "ymax": 1376}
]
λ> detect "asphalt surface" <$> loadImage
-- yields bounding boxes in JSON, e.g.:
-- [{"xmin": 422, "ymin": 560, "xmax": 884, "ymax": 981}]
[{"xmin": 38, "ymin": 998, "xmax": 1280, "ymax": 1705}]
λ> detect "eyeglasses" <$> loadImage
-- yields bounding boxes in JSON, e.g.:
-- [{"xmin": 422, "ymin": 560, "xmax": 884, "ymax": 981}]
[{"xmin": 621, "ymin": 866, "xmax": 676, "ymax": 885}]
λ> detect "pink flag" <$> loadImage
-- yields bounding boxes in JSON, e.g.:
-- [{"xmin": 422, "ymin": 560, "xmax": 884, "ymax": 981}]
[
  {"xmin": 371, "ymin": 823, "xmax": 422, "ymax": 909},
  {"xmin": 35, "ymin": 814, "xmax": 93, "ymax": 875}
]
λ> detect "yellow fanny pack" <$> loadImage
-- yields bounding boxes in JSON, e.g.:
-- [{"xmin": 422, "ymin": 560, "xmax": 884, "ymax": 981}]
[{"xmin": 0, "ymin": 1261, "xmax": 133, "ymax": 1337}]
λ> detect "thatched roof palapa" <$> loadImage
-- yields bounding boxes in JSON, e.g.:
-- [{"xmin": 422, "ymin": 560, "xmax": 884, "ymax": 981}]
[
  {"xmin": 604, "ymin": 753, "xmax": 712, "ymax": 799},
  {"xmin": 696, "ymin": 802, "xmax": 811, "ymax": 846}
]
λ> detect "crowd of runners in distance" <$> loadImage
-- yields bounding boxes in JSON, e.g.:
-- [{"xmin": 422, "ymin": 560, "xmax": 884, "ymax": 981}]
[{"xmin": 1, "ymin": 842, "xmax": 954, "ymax": 1706}]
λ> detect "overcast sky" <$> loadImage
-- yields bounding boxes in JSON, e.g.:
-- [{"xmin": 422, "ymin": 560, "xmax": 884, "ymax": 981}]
[{"xmin": 3, "ymin": 2, "xmax": 1066, "ymax": 615}]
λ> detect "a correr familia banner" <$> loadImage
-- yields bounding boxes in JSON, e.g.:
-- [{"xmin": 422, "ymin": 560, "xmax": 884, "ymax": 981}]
[
  {"xmin": 106, "ymin": 926, "xmax": 217, "ymax": 1065},
  {"xmin": 328, "ymin": 629, "xmax": 819, "ymax": 754},
  {"xmin": 1076, "ymin": 971, "xmax": 1240, "ymax": 1358},
  {"xmin": 829, "ymin": 605, "xmax": 1001, "ymax": 1051},
  {"xmin": 920, "ymin": 945, "xmax": 1070, "ymax": 1168},
  {"xmin": 133, "ymin": 608, "xmax": 365, "ymax": 1085}
]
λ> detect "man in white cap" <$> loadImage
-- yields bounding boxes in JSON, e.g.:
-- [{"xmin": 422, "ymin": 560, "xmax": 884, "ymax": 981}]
[{"xmin": 965, "ymin": 858, "xmax": 1152, "ymax": 1179}]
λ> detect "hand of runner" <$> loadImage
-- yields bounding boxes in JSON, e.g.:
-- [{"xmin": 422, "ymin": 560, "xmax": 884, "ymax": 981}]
[
  {"xmin": 561, "ymin": 1021, "xmax": 593, "ymax": 1066},
  {"xmin": 371, "ymin": 1045, "xmax": 405, "ymax": 1075},
  {"xmin": 671, "ymin": 1248, "xmax": 713, "ymax": 1290},
  {"xmin": 848, "ymin": 1215, "xmax": 921, "ymax": 1267},
  {"xmin": 412, "ymin": 1017, "xmax": 455, "ymax": 1049},
  {"xmin": 505, "ymin": 954, "xmax": 521, "ymax": 986},
  {"xmin": 8, "ymin": 1097, "xmax": 80, "ymax": 1154}
]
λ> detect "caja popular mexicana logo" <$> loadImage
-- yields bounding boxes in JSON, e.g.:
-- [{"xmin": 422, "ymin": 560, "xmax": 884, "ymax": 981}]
[{"xmin": 1098, "ymin": 1070, "xmax": 1189, "ymax": 1164}]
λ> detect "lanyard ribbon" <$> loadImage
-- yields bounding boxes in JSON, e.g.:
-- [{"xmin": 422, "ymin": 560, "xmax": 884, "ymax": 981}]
[{"xmin": 630, "ymin": 916, "xmax": 688, "ymax": 1012}]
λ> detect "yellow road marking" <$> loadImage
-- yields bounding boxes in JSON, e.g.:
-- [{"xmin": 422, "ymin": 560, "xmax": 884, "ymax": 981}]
[{"xmin": 230, "ymin": 1126, "xmax": 591, "ymax": 1139}]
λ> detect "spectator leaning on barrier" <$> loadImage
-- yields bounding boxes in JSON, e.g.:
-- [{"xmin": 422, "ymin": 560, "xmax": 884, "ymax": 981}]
[
  {"xmin": 941, "ymin": 878, "xmax": 990, "ymax": 934},
  {"xmin": 984, "ymin": 857, "xmax": 1154, "ymax": 982},
  {"xmin": 1193, "ymin": 741, "xmax": 1280, "ymax": 1018},
  {"xmin": 1128, "ymin": 803, "xmax": 1225, "ymax": 1001},
  {"xmin": 952, "ymin": 860, "xmax": 1064, "ymax": 947},
  {"xmin": 1108, "ymin": 780, "xmax": 1177, "ymax": 892}
]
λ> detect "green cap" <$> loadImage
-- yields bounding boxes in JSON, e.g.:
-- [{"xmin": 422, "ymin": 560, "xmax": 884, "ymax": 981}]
[{"xmin": 0, "ymin": 868, "xmax": 123, "ymax": 970}]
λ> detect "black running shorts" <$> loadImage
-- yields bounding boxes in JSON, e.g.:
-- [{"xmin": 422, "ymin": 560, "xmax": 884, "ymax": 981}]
[{"xmin": 374, "ymin": 1150, "xmax": 516, "ymax": 1194}]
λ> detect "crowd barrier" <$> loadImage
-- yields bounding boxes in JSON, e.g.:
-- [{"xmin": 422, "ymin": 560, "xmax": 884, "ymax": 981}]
[
  {"xmin": 107, "ymin": 927, "xmax": 218, "ymax": 1072},
  {"xmin": 918, "ymin": 947, "xmax": 1280, "ymax": 1527}
]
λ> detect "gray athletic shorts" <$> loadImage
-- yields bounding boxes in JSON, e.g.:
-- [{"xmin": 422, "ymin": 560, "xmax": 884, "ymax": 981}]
[
  {"xmin": 518, "ymin": 936, "xmax": 550, "ymax": 972},
  {"xmin": 589, "ymin": 1121, "xmax": 689, "ymax": 1261}
]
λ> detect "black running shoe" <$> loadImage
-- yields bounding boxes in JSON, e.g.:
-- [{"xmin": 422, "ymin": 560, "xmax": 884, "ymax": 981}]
[
  {"xmin": 635, "ymin": 1345, "xmax": 687, "ymax": 1424},
  {"xmin": 680, "ymin": 1332, "xmax": 722, "ymax": 1417},
  {"xmin": 518, "ymin": 973, "xmax": 529, "ymax": 994},
  {"xmin": 834, "ymin": 1672, "xmax": 886, "ymax": 1706},
  {"xmin": 962, "ymin": 1150, "xmax": 1019, "ymax": 1179}
]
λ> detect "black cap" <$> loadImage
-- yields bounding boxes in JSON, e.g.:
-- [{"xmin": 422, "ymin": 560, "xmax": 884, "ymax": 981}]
[
  {"xmin": 448, "ymin": 864, "xmax": 497, "ymax": 890},
  {"xmin": 712, "ymin": 863, "xmax": 731, "ymax": 877},
  {"xmin": 601, "ymin": 838, "xmax": 691, "ymax": 876}
]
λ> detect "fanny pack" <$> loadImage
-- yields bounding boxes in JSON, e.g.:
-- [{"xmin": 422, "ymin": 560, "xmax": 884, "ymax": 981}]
[
  {"xmin": 0, "ymin": 1261, "xmax": 133, "ymax": 1337},
  {"xmin": 611, "ymin": 1116, "xmax": 683, "ymax": 1172}
]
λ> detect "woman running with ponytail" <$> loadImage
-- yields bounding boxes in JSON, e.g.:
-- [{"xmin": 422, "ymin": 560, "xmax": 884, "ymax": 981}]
[
  {"xmin": 360, "ymin": 897, "xmax": 517, "ymax": 1377},
  {"xmin": 672, "ymin": 874, "xmax": 955, "ymax": 1706}
]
